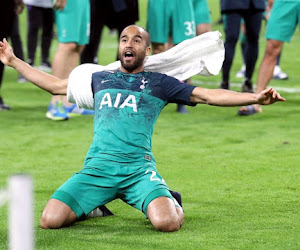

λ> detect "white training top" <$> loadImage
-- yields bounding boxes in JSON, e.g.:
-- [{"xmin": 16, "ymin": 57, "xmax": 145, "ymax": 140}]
[{"xmin": 68, "ymin": 31, "xmax": 225, "ymax": 109}]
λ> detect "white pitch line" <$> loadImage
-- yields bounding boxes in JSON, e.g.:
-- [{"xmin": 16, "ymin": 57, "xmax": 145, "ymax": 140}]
[{"xmin": 192, "ymin": 79, "xmax": 300, "ymax": 93}]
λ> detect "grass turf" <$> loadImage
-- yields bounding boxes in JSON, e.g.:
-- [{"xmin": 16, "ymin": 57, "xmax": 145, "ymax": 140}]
[{"xmin": 0, "ymin": 0, "xmax": 300, "ymax": 249}]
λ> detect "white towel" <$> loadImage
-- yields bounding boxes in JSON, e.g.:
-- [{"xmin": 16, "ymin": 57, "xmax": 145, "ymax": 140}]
[{"xmin": 68, "ymin": 31, "xmax": 224, "ymax": 109}]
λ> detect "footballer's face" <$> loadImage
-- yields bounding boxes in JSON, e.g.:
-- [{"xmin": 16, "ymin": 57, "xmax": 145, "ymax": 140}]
[{"xmin": 118, "ymin": 25, "xmax": 151, "ymax": 74}]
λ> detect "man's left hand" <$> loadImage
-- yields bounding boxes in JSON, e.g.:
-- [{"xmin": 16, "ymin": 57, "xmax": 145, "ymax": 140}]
[{"xmin": 256, "ymin": 88, "xmax": 286, "ymax": 105}]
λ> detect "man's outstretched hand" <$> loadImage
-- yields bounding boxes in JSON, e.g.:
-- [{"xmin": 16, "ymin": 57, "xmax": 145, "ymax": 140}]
[
  {"xmin": 256, "ymin": 88, "xmax": 286, "ymax": 105},
  {"xmin": 0, "ymin": 38, "xmax": 16, "ymax": 67}
]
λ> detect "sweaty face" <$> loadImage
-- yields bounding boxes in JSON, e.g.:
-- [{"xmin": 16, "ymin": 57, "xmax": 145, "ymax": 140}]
[{"xmin": 118, "ymin": 26, "xmax": 150, "ymax": 73}]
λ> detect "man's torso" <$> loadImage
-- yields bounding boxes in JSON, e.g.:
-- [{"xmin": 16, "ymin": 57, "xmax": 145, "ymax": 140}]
[{"xmin": 84, "ymin": 71, "xmax": 196, "ymax": 167}]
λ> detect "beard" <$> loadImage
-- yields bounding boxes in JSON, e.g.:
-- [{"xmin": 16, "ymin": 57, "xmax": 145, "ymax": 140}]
[{"xmin": 119, "ymin": 51, "xmax": 146, "ymax": 73}]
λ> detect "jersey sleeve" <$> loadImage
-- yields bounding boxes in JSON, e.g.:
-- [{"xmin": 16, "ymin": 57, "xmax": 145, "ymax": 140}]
[{"xmin": 160, "ymin": 74, "xmax": 197, "ymax": 106}]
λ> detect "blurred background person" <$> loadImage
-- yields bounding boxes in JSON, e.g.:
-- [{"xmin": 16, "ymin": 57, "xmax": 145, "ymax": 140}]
[
  {"xmin": 220, "ymin": 0, "xmax": 265, "ymax": 92},
  {"xmin": 238, "ymin": 0, "xmax": 300, "ymax": 115},
  {"xmin": 235, "ymin": 7, "xmax": 288, "ymax": 80},
  {"xmin": 46, "ymin": 0, "xmax": 94, "ymax": 121},
  {"xmin": 193, "ymin": 0, "xmax": 212, "ymax": 35},
  {"xmin": 147, "ymin": 0, "xmax": 196, "ymax": 113},
  {"xmin": 9, "ymin": 14, "xmax": 26, "ymax": 83},
  {"xmin": 0, "ymin": 0, "xmax": 24, "ymax": 110},
  {"xmin": 24, "ymin": 0, "xmax": 54, "ymax": 72}
]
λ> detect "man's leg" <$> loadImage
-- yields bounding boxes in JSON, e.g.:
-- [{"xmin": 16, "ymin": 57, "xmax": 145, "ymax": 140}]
[
  {"xmin": 235, "ymin": 25, "xmax": 247, "ymax": 78},
  {"xmin": 238, "ymin": 39, "xmax": 283, "ymax": 115},
  {"xmin": 10, "ymin": 15, "xmax": 24, "ymax": 61},
  {"xmin": 41, "ymin": 7, "xmax": 54, "ymax": 67},
  {"xmin": 80, "ymin": 0, "xmax": 104, "ymax": 64},
  {"xmin": 0, "ymin": 0, "xmax": 14, "ymax": 109},
  {"xmin": 273, "ymin": 50, "xmax": 288, "ymax": 80},
  {"xmin": 196, "ymin": 23, "xmax": 211, "ymax": 35},
  {"xmin": 147, "ymin": 196, "xmax": 184, "ymax": 232},
  {"xmin": 27, "ymin": 5, "xmax": 41, "ymax": 66},
  {"xmin": 52, "ymin": 43, "xmax": 84, "ymax": 80},
  {"xmin": 40, "ymin": 198, "xmax": 78, "ymax": 229},
  {"xmin": 193, "ymin": 0, "xmax": 211, "ymax": 35},
  {"xmin": 46, "ymin": 43, "xmax": 85, "ymax": 121},
  {"xmin": 256, "ymin": 39, "xmax": 283, "ymax": 93},
  {"xmin": 242, "ymin": 11, "xmax": 263, "ymax": 92},
  {"xmin": 151, "ymin": 42, "xmax": 167, "ymax": 55},
  {"xmin": 220, "ymin": 12, "xmax": 242, "ymax": 89}
]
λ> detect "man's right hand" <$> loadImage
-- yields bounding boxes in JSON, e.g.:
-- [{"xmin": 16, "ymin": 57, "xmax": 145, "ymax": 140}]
[{"xmin": 0, "ymin": 38, "xmax": 16, "ymax": 68}]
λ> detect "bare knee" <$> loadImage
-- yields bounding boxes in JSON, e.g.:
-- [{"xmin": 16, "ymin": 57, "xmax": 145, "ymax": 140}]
[
  {"xmin": 58, "ymin": 42, "xmax": 82, "ymax": 54},
  {"xmin": 40, "ymin": 198, "xmax": 77, "ymax": 229},
  {"xmin": 40, "ymin": 211, "xmax": 62, "ymax": 229},
  {"xmin": 147, "ymin": 197, "xmax": 184, "ymax": 232},
  {"xmin": 265, "ymin": 40, "xmax": 283, "ymax": 59},
  {"xmin": 151, "ymin": 214, "xmax": 182, "ymax": 232}
]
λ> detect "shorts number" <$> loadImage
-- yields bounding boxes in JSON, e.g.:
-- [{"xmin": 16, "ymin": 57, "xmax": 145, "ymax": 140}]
[
  {"xmin": 184, "ymin": 21, "xmax": 195, "ymax": 36},
  {"xmin": 145, "ymin": 170, "xmax": 165, "ymax": 183}
]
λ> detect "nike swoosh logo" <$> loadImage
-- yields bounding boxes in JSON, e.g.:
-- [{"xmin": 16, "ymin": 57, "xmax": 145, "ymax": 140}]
[{"xmin": 101, "ymin": 79, "xmax": 111, "ymax": 83}]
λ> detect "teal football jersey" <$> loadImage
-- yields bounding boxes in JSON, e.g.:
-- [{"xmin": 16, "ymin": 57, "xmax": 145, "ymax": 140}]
[{"xmin": 84, "ymin": 71, "xmax": 196, "ymax": 167}]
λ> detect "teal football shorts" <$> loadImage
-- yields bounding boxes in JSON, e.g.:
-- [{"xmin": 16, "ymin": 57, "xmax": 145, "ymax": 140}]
[
  {"xmin": 193, "ymin": 0, "xmax": 211, "ymax": 25},
  {"xmin": 51, "ymin": 163, "xmax": 174, "ymax": 217},
  {"xmin": 147, "ymin": 0, "xmax": 195, "ymax": 44},
  {"xmin": 266, "ymin": 0, "xmax": 300, "ymax": 42},
  {"xmin": 54, "ymin": 0, "xmax": 90, "ymax": 44}
]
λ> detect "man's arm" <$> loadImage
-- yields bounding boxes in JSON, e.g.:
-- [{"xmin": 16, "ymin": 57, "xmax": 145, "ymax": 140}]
[
  {"xmin": 190, "ymin": 87, "xmax": 285, "ymax": 106},
  {"xmin": 0, "ymin": 39, "xmax": 67, "ymax": 95}
]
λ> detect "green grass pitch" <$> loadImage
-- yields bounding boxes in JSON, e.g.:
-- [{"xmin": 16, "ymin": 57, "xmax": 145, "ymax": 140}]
[{"xmin": 0, "ymin": 0, "xmax": 300, "ymax": 249}]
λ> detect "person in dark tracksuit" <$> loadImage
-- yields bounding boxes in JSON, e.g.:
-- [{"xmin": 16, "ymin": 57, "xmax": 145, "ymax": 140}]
[
  {"xmin": 0, "ymin": 0, "xmax": 24, "ymax": 110},
  {"xmin": 24, "ymin": 0, "xmax": 54, "ymax": 72},
  {"xmin": 220, "ymin": 0, "xmax": 265, "ymax": 93}
]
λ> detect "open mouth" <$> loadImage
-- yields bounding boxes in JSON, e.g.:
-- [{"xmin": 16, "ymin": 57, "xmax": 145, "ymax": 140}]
[{"xmin": 124, "ymin": 51, "xmax": 135, "ymax": 60}]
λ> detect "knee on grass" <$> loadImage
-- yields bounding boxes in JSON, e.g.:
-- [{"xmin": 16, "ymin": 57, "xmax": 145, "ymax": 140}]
[
  {"xmin": 151, "ymin": 214, "xmax": 182, "ymax": 232},
  {"xmin": 40, "ymin": 214, "xmax": 57, "ymax": 229},
  {"xmin": 40, "ymin": 211, "xmax": 75, "ymax": 229}
]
